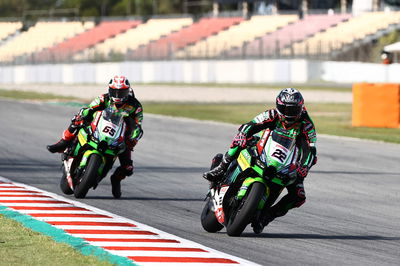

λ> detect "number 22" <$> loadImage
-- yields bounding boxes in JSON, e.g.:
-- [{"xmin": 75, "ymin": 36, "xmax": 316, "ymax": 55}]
[{"xmin": 272, "ymin": 149, "xmax": 287, "ymax": 162}]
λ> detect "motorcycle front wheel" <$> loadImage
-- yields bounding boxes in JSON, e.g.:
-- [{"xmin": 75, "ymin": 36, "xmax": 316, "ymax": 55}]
[
  {"xmin": 74, "ymin": 154, "xmax": 102, "ymax": 199},
  {"xmin": 226, "ymin": 182, "xmax": 265, "ymax": 237}
]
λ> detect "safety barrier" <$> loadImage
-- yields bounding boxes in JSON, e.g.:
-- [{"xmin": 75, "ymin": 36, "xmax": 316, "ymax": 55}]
[{"xmin": 352, "ymin": 83, "xmax": 400, "ymax": 128}]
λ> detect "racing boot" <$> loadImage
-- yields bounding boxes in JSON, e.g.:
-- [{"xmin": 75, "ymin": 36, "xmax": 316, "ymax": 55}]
[
  {"xmin": 110, "ymin": 174, "xmax": 122, "ymax": 199},
  {"xmin": 110, "ymin": 164, "xmax": 133, "ymax": 199},
  {"xmin": 47, "ymin": 129, "xmax": 75, "ymax": 153},
  {"xmin": 47, "ymin": 139, "xmax": 70, "ymax": 153},
  {"xmin": 252, "ymin": 211, "xmax": 276, "ymax": 234},
  {"xmin": 203, "ymin": 153, "xmax": 233, "ymax": 182}
]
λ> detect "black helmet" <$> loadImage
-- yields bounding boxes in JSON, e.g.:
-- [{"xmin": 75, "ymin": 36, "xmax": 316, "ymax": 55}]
[{"xmin": 276, "ymin": 88, "xmax": 304, "ymax": 124}]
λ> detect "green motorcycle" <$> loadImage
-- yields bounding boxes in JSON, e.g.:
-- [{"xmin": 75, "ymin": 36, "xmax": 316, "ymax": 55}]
[
  {"xmin": 59, "ymin": 106, "xmax": 127, "ymax": 198},
  {"xmin": 201, "ymin": 127, "xmax": 300, "ymax": 236}
]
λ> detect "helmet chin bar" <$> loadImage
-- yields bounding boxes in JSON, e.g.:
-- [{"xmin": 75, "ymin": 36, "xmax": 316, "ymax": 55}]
[
  {"xmin": 111, "ymin": 98, "xmax": 127, "ymax": 109},
  {"xmin": 279, "ymin": 112, "xmax": 299, "ymax": 126}
]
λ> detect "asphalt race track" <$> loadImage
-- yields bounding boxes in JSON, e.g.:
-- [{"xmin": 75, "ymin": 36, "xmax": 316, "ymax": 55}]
[{"xmin": 1, "ymin": 99, "xmax": 399, "ymax": 265}]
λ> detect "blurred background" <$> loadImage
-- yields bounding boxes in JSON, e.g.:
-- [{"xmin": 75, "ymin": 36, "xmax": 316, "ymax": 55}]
[{"xmin": 0, "ymin": 0, "xmax": 399, "ymax": 84}]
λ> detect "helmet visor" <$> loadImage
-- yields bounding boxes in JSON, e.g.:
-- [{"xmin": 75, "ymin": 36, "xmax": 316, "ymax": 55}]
[
  {"xmin": 277, "ymin": 104, "xmax": 302, "ymax": 118},
  {"xmin": 109, "ymin": 88, "xmax": 129, "ymax": 100}
]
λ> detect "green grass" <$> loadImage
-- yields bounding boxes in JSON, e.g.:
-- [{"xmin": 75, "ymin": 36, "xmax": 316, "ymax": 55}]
[
  {"xmin": 0, "ymin": 214, "xmax": 113, "ymax": 266},
  {"xmin": 1, "ymin": 88, "xmax": 399, "ymax": 144},
  {"xmin": 143, "ymin": 102, "xmax": 400, "ymax": 144},
  {"xmin": 0, "ymin": 89, "xmax": 79, "ymax": 101},
  {"xmin": 141, "ymin": 82, "xmax": 352, "ymax": 92}
]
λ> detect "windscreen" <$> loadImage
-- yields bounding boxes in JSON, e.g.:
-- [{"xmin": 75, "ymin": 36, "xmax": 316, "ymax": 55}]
[
  {"xmin": 271, "ymin": 130, "xmax": 295, "ymax": 149},
  {"xmin": 102, "ymin": 107, "xmax": 124, "ymax": 125}
]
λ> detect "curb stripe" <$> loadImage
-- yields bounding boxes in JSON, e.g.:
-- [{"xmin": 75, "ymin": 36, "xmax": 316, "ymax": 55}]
[
  {"xmin": 0, "ymin": 190, "xmax": 40, "ymax": 193},
  {"xmin": 29, "ymin": 213, "xmax": 112, "ymax": 218},
  {"xmin": 0, "ymin": 205, "xmax": 137, "ymax": 266},
  {"xmin": 66, "ymin": 229, "xmax": 157, "ymax": 235},
  {"xmin": 10, "ymin": 206, "xmax": 89, "ymax": 211},
  {"xmin": 0, "ymin": 200, "xmax": 67, "ymax": 203},
  {"xmin": 0, "ymin": 177, "xmax": 259, "ymax": 265},
  {"xmin": 84, "ymin": 238, "xmax": 180, "ymax": 243},
  {"xmin": 0, "ymin": 194, "xmax": 50, "ymax": 197},
  {"xmin": 128, "ymin": 257, "xmax": 239, "ymax": 263},
  {"xmin": 84, "ymin": 237, "xmax": 180, "ymax": 243},
  {"xmin": 49, "ymin": 221, "xmax": 137, "ymax": 227},
  {"xmin": 104, "ymin": 247, "xmax": 207, "ymax": 252}
]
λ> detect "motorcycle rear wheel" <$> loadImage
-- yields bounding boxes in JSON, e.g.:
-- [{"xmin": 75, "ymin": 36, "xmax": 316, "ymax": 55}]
[
  {"xmin": 74, "ymin": 154, "xmax": 102, "ymax": 199},
  {"xmin": 201, "ymin": 198, "xmax": 224, "ymax": 233},
  {"xmin": 226, "ymin": 182, "xmax": 265, "ymax": 237},
  {"xmin": 60, "ymin": 166, "xmax": 73, "ymax": 195}
]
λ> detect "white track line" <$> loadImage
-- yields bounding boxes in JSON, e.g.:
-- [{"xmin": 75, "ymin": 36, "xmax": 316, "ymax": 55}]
[{"xmin": 0, "ymin": 177, "xmax": 260, "ymax": 265}]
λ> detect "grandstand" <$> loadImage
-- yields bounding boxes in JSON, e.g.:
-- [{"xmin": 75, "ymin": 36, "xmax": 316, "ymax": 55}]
[
  {"xmin": 285, "ymin": 11, "xmax": 400, "ymax": 56},
  {"xmin": 226, "ymin": 13, "xmax": 351, "ymax": 58},
  {"xmin": 127, "ymin": 17, "xmax": 244, "ymax": 60},
  {"xmin": 40, "ymin": 20, "xmax": 141, "ymax": 62},
  {"xmin": 175, "ymin": 15, "xmax": 297, "ymax": 58},
  {"xmin": 0, "ymin": 21, "xmax": 22, "ymax": 41},
  {"xmin": 79, "ymin": 17, "xmax": 193, "ymax": 61},
  {"xmin": 0, "ymin": 10, "xmax": 398, "ymax": 64},
  {"xmin": 0, "ymin": 20, "xmax": 94, "ymax": 62}
]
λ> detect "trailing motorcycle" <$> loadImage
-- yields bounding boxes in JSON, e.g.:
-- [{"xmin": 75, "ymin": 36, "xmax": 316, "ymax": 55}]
[
  {"xmin": 201, "ymin": 127, "xmax": 300, "ymax": 236},
  {"xmin": 59, "ymin": 106, "xmax": 127, "ymax": 198}
]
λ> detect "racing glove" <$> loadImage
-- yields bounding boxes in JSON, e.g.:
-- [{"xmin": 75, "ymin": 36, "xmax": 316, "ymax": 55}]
[
  {"xmin": 296, "ymin": 164, "xmax": 309, "ymax": 179},
  {"xmin": 231, "ymin": 132, "xmax": 247, "ymax": 148},
  {"xmin": 126, "ymin": 139, "xmax": 138, "ymax": 151},
  {"xmin": 71, "ymin": 108, "xmax": 93, "ymax": 128},
  {"xmin": 71, "ymin": 115, "xmax": 85, "ymax": 128}
]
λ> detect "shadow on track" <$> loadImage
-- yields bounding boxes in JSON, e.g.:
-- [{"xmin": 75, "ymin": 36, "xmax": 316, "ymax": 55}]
[
  {"xmin": 312, "ymin": 170, "xmax": 398, "ymax": 176},
  {"xmin": 0, "ymin": 162, "xmax": 59, "ymax": 172},
  {"xmin": 85, "ymin": 196, "xmax": 204, "ymax": 202},
  {"xmin": 136, "ymin": 166, "xmax": 206, "ymax": 174},
  {"xmin": 240, "ymin": 232, "xmax": 400, "ymax": 240},
  {"xmin": 0, "ymin": 163, "xmax": 206, "ymax": 173}
]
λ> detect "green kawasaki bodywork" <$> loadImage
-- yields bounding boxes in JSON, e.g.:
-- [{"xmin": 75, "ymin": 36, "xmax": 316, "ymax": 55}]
[
  {"xmin": 74, "ymin": 116, "xmax": 124, "ymax": 177},
  {"xmin": 233, "ymin": 149, "xmax": 269, "ymax": 211},
  {"xmin": 230, "ymin": 128, "xmax": 299, "ymax": 211}
]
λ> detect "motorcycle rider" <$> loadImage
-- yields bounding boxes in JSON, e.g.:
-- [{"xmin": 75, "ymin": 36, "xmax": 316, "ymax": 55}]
[
  {"xmin": 203, "ymin": 88, "xmax": 317, "ymax": 233},
  {"xmin": 47, "ymin": 75, "xmax": 143, "ymax": 199}
]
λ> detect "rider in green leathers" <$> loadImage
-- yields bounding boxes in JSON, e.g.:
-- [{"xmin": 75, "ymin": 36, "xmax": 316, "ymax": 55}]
[
  {"xmin": 47, "ymin": 75, "xmax": 143, "ymax": 198},
  {"xmin": 203, "ymin": 88, "xmax": 317, "ymax": 233}
]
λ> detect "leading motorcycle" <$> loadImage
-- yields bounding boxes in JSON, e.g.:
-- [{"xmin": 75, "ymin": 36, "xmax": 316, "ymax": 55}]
[
  {"xmin": 59, "ymin": 106, "xmax": 127, "ymax": 198},
  {"xmin": 201, "ymin": 127, "xmax": 300, "ymax": 236}
]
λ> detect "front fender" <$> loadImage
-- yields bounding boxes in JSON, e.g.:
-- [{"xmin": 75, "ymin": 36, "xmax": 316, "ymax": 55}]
[
  {"xmin": 79, "ymin": 150, "xmax": 106, "ymax": 175},
  {"xmin": 237, "ymin": 177, "xmax": 269, "ymax": 210}
]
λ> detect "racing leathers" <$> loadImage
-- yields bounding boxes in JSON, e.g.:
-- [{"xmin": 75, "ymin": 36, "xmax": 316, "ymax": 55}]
[
  {"xmin": 47, "ymin": 93, "xmax": 143, "ymax": 197},
  {"xmin": 203, "ymin": 107, "xmax": 317, "ymax": 229}
]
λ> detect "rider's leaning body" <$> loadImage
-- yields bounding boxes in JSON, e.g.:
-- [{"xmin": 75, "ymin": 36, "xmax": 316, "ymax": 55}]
[
  {"xmin": 227, "ymin": 107, "xmax": 316, "ymax": 169},
  {"xmin": 80, "ymin": 91, "xmax": 143, "ymax": 143},
  {"xmin": 203, "ymin": 88, "xmax": 317, "ymax": 233},
  {"xmin": 47, "ymin": 75, "xmax": 143, "ymax": 198}
]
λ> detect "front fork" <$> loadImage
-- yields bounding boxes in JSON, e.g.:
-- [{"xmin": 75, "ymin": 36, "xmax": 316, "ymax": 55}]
[
  {"xmin": 236, "ymin": 177, "xmax": 270, "ymax": 223},
  {"xmin": 63, "ymin": 150, "xmax": 107, "ymax": 190}
]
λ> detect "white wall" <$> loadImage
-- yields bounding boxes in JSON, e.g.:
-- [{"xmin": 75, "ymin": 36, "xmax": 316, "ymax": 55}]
[
  {"xmin": 0, "ymin": 60, "xmax": 398, "ymax": 85},
  {"xmin": 352, "ymin": 0, "xmax": 373, "ymax": 15}
]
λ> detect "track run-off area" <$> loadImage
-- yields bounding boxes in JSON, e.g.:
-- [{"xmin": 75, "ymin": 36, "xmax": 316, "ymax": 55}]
[
  {"xmin": 0, "ymin": 177, "xmax": 255, "ymax": 265},
  {"xmin": 0, "ymin": 99, "xmax": 399, "ymax": 265}
]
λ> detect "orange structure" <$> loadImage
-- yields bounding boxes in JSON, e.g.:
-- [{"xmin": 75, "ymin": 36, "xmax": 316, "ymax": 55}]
[{"xmin": 352, "ymin": 83, "xmax": 400, "ymax": 128}]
